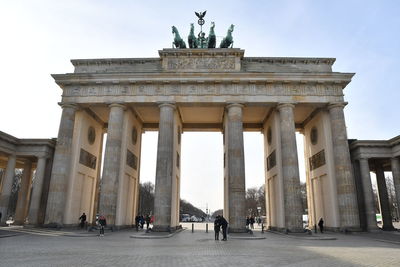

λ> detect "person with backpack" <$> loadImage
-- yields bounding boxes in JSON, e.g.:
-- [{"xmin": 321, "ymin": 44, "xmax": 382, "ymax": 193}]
[{"xmin": 98, "ymin": 215, "xmax": 107, "ymax": 237}]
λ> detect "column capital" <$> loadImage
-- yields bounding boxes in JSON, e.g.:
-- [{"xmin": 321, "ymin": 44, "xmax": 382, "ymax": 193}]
[
  {"xmin": 327, "ymin": 102, "xmax": 348, "ymax": 110},
  {"xmin": 58, "ymin": 103, "xmax": 79, "ymax": 110},
  {"xmin": 108, "ymin": 103, "xmax": 127, "ymax": 110},
  {"xmin": 36, "ymin": 154, "xmax": 49, "ymax": 160},
  {"xmin": 226, "ymin": 103, "xmax": 244, "ymax": 109},
  {"xmin": 276, "ymin": 102, "xmax": 296, "ymax": 110},
  {"xmin": 158, "ymin": 102, "xmax": 176, "ymax": 109}
]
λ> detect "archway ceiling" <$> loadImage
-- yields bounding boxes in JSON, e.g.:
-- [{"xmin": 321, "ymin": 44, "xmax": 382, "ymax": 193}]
[{"xmin": 88, "ymin": 104, "xmax": 320, "ymax": 132}]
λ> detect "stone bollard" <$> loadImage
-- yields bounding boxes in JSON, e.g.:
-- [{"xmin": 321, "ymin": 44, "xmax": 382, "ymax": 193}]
[
  {"xmin": 192, "ymin": 223, "xmax": 194, "ymax": 233},
  {"xmin": 206, "ymin": 223, "xmax": 208, "ymax": 233}
]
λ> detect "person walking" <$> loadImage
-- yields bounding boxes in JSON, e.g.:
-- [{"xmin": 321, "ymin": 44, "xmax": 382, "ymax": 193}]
[
  {"xmin": 79, "ymin": 213, "xmax": 87, "ymax": 229},
  {"xmin": 135, "ymin": 215, "xmax": 140, "ymax": 231},
  {"xmin": 318, "ymin": 218, "xmax": 324, "ymax": 233},
  {"xmin": 98, "ymin": 215, "xmax": 107, "ymax": 236},
  {"xmin": 250, "ymin": 216, "xmax": 255, "ymax": 229},
  {"xmin": 145, "ymin": 215, "xmax": 151, "ymax": 229},
  {"xmin": 214, "ymin": 216, "xmax": 221, "ymax": 240},
  {"xmin": 219, "ymin": 215, "xmax": 228, "ymax": 241}
]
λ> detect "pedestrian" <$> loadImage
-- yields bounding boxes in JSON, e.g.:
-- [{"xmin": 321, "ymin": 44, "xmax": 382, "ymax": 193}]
[
  {"xmin": 145, "ymin": 215, "xmax": 151, "ymax": 229},
  {"xmin": 246, "ymin": 216, "xmax": 250, "ymax": 229},
  {"xmin": 98, "ymin": 215, "xmax": 107, "ymax": 236},
  {"xmin": 135, "ymin": 215, "xmax": 140, "ymax": 231},
  {"xmin": 139, "ymin": 215, "xmax": 144, "ymax": 229},
  {"xmin": 214, "ymin": 216, "xmax": 221, "ymax": 240},
  {"xmin": 250, "ymin": 216, "xmax": 255, "ymax": 229},
  {"xmin": 318, "ymin": 218, "xmax": 324, "ymax": 233},
  {"xmin": 219, "ymin": 215, "xmax": 228, "ymax": 241},
  {"xmin": 79, "ymin": 212, "xmax": 87, "ymax": 229}
]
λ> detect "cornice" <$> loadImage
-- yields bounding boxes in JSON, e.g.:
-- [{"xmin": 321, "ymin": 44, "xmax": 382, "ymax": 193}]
[
  {"xmin": 52, "ymin": 72, "xmax": 354, "ymax": 87},
  {"xmin": 159, "ymin": 48, "xmax": 245, "ymax": 58},
  {"xmin": 71, "ymin": 58, "xmax": 160, "ymax": 67},
  {"xmin": 243, "ymin": 57, "xmax": 336, "ymax": 65}
]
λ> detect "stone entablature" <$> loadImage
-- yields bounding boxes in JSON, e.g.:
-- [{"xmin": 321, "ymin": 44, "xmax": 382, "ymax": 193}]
[
  {"xmin": 0, "ymin": 131, "xmax": 55, "ymax": 158},
  {"xmin": 70, "ymin": 48, "xmax": 335, "ymax": 74},
  {"xmin": 54, "ymin": 48, "xmax": 352, "ymax": 105},
  {"xmin": 160, "ymin": 49, "xmax": 243, "ymax": 72},
  {"xmin": 349, "ymin": 136, "xmax": 400, "ymax": 160}
]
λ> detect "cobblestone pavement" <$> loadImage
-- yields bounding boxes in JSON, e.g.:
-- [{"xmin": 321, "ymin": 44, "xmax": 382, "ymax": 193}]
[{"xmin": 0, "ymin": 225, "xmax": 399, "ymax": 267}]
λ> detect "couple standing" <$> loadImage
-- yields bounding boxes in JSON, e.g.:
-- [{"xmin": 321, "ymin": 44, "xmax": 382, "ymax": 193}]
[{"xmin": 214, "ymin": 215, "xmax": 228, "ymax": 241}]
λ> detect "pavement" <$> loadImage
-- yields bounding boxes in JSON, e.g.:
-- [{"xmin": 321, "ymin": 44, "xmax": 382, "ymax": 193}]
[{"xmin": 0, "ymin": 223, "xmax": 399, "ymax": 266}]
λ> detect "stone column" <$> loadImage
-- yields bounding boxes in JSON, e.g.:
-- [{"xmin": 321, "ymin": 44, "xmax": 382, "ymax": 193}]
[
  {"xmin": 27, "ymin": 156, "xmax": 47, "ymax": 225},
  {"xmin": 328, "ymin": 102, "xmax": 360, "ymax": 230},
  {"xmin": 225, "ymin": 103, "xmax": 246, "ymax": 232},
  {"xmin": 153, "ymin": 103, "xmax": 176, "ymax": 232},
  {"xmin": 0, "ymin": 154, "xmax": 16, "ymax": 224},
  {"xmin": 45, "ymin": 104, "xmax": 77, "ymax": 226},
  {"xmin": 391, "ymin": 157, "xmax": 400, "ymax": 218},
  {"xmin": 359, "ymin": 158, "xmax": 378, "ymax": 231},
  {"xmin": 98, "ymin": 103, "xmax": 125, "ymax": 226},
  {"xmin": 375, "ymin": 162, "xmax": 395, "ymax": 231},
  {"xmin": 277, "ymin": 103, "xmax": 303, "ymax": 232},
  {"xmin": 14, "ymin": 160, "xmax": 32, "ymax": 224}
]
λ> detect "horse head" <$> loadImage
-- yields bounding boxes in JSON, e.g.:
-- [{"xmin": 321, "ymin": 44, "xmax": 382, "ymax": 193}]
[
  {"xmin": 228, "ymin": 24, "xmax": 235, "ymax": 34},
  {"xmin": 210, "ymin": 21, "xmax": 215, "ymax": 30},
  {"xmin": 172, "ymin": 26, "xmax": 177, "ymax": 35},
  {"xmin": 190, "ymin": 23, "xmax": 195, "ymax": 34}
]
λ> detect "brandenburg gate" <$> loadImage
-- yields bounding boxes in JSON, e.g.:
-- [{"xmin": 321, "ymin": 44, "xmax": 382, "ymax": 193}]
[{"xmin": 34, "ymin": 46, "xmax": 363, "ymax": 233}]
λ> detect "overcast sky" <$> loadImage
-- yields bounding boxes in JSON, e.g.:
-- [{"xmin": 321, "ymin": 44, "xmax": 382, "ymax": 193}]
[{"xmin": 1, "ymin": 1, "xmax": 399, "ymax": 213}]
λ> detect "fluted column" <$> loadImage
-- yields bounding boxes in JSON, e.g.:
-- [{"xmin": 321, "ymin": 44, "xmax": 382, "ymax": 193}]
[
  {"xmin": 277, "ymin": 103, "xmax": 303, "ymax": 232},
  {"xmin": 99, "ymin": 103, "xmax": 126, "ymax": 226},
  {"xmin": 225, "ymin": 103, "xmax": 246, "ymax": 232},
  {"xmin": 45, "ymin": 104, "xmax": 77, "ymax": 225},
  {"xmin": 27, "ymin": 156, "xmax": 47, "ymax": 225},
  {"xmin": 0, "ymin": 154, "xmax": 16, "ymax": 224},
  {"xmin": 14, "ymin": 160, "xmax": 32, "ymax": 224},
  {"xmin": 153, "ymin": 103, "xmax": 176, "ymax": 232},
  {"xmin": 391, "ymin": 157, "xmax": 400, "ymax": 218},
  {"xmin": 375, "ymin": 162, "xmax": 394, "ymax": 231},
  {"xmin": 359, "ymin": 158, "xmax": 378, "ymax": 231},
  {"xmin": 328, "ymin": 102, "xmax": 360, "ymax": 230}
]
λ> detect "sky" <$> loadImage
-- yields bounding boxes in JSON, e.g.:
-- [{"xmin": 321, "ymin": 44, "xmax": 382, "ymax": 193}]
[{"xmin": 1, "ymin": 0, "xmax": 399, "ymax": 213}]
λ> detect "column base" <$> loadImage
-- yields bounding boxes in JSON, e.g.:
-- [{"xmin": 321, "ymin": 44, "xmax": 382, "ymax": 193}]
[
  {"xmin": 42, "ymin": 222, "xmax": 63, "ymax": 229},
  {"xmin": 339, "ymin": 226, "xmax": 363, "ymax": 233},
  {"xmin": 382, "ymin": 225, "xmax": 396, "ymax": 231},
  {"xmin": 152, "ymin": 225, "xmax": 182, "ymax": 232},
  {"xmin": 228, "ymin": 227, "xmax": 248, "ymax": 233}
]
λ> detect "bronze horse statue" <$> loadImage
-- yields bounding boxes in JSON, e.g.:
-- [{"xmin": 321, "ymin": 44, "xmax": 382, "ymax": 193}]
[
  {"xmin": 172, "ymin": 26, "xmax": 186, "ymax": 49},
  {"xmin": 207, "ymin": 22, "xmax": 216, "ymax": 48},
  {"xmin": 219, "ymin": 24, "xmax": 234, "ymax": 48},
  {"xmin": 188, "ymin": 23, "xmax": 198, "ymax": 48}
]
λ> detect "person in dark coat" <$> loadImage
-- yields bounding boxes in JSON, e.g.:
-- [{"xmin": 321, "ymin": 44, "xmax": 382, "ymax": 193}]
[
  {"xmin": 98, "ymin": 215, "xmax": 107, "ymax": 236},
  {"xmin": 219, "ymin": 215, "xmax": 228, "ymax": 241},
  {"xmin": 135, "ymin": 215, "xmax": 140, "ymax": 231},
  {"xmin": 79, "ymin": 213, "xmax": 87, "ymax": 229},
  {"xmin": 250, "ymin": 216, "xmax": 255, "ymax": 229},
  {"xmin": 214, "ymin": 216, "xmax": 221, "ymax": 240},
  {"xmin": 145, "ymin": 215, "xmax": 151, "ymax": 229},
  {"xmin": 318, "ymin": 218, "xmax": 324, "ymax": 233}
]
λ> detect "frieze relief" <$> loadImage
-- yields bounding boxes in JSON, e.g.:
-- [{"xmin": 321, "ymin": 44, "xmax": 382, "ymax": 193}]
[
  {"xmin": 63, "ymin": 83, "xmax": 343, "ymax": 97},
  {"xmin": 165, "ymin": 57, "xmax": 236, "ymax": 71}
]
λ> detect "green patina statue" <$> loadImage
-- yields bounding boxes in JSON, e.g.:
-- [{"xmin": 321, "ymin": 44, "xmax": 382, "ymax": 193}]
[
  {"xmin": 207, "ymin": 22, "xmax": 216, "ymax": 48},
  {"xmin": 219, "ymin": 24, "xmax": 234, "ymax": 48},
  {"xmin": 172, "ymin": 26, "xmax": 186, "ymax": 48},
  {"xmin": 171, "ymin": 12, "xmax": 234, "ymax": 49},
  {"xmin": 188, "ymin": 23, "xmax": 198, "ymax": 48}
]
